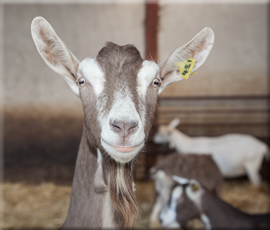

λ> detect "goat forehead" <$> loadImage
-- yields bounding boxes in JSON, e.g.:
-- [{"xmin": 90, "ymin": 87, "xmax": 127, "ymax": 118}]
[
  {"xmin": 96, "ymin": 42, "xmax": 144, "ymax": 80},
  {"xmin": 95, "ymin": 44, "xmax": 153, "ymax": 113},
  {"xmin": 97, "ymin": 53, "xmax": 142, "ymax": 101},
  {"xmin": 99, "ymin": 72, "xmax": 140, "ymax": 116}
]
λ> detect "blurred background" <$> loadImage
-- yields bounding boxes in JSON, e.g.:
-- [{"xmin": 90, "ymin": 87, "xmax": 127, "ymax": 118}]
[{"xmin": 1, "ymin": 0, "xmax": 269, "ymax": 228}]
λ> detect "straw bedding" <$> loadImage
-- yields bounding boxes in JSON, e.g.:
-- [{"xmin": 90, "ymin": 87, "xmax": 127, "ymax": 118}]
[{"xmin": 1, "ymin": 179, "xmax": 269, "ymax": 229}]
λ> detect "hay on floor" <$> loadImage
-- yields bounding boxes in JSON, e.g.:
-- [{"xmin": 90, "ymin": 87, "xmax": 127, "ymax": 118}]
[{"xmin": 1, "ymin": 179, "xmax": 269, "ymax": 229}]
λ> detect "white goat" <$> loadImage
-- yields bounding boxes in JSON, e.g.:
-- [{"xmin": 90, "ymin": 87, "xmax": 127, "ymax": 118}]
[{"xmin": 154, "ymin": 118, "xmax": 269, "ymax": 186}]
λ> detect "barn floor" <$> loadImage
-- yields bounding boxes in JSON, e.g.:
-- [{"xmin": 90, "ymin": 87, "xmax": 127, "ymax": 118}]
[{"xmin": 1, "ymin": 177, "xmax": 270, "ymax": 229}]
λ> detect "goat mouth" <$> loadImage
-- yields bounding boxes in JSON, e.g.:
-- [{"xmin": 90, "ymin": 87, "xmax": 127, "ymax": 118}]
[
  {"xmin": 101, "ymin": 139, "xmax": 144, "ymax": 163},
  {"xmin": 114, "ymin": 146, "xmax": 136, "ymax": 153},
  {"xmin": 101, "ymin": 139, "xmax": 144, "ymax": 152}
]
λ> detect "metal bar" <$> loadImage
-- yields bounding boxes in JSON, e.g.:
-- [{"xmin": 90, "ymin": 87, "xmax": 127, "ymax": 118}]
[
  {"xmin": 158, "ymin": 122, "xmax": 269, "ymax": 126},
  {"xmin": 159, "ymin": 95, "xmax": 270, "ymax": 100},
  {"xmin": 159, "ymin": 109, "xmax": 270, "ymax": 113}
]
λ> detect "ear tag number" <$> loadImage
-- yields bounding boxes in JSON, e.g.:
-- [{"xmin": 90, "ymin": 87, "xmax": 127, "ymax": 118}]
[{"xmin": 176, "ymin": 58, "xmax": 196, "ymax": 79}]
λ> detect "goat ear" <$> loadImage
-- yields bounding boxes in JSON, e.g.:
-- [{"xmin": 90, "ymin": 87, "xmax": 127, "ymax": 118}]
[
  {"xmin": 169, "ymin": 118, "xmax": 180, "ymax": 129},
  {"xmin": 158, "ymin": 27, "xmax": 214, "ymax": 94},
  {"xmin": 31, "ymin": 17, "xmax": 80, "ymax": 96},
  {"xmin": 172, "ymin": 175, "xmax": 189, "ymax": 185}
]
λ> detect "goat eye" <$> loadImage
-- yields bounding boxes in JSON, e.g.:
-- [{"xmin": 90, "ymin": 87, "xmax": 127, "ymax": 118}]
[
  {"xmin": 78, "ymin": 77, "xmax": 86, "ymax": 86},
  {"xmin": 152, "ymin": 78, "xmax": 161, "ymax": 88}
]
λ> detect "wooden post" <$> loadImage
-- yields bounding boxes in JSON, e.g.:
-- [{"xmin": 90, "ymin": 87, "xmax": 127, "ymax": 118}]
[
  {"xmin": 145, "ymin": 0, "xmax": 159, "ymax": 62},
  {"xmin": 136, "ymin": 0, "xmax": 160, "ymax": 181}
]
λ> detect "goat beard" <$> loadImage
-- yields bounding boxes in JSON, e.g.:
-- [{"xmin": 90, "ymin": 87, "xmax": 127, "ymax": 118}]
[{"xmin": 109, "ymin": 160, "xmax": 138, "ymax": 228}]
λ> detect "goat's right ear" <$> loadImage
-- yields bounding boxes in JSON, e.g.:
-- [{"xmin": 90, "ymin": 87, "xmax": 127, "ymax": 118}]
[
  {"xmin": 31, "ymin": 17, "xmax": 80, "ymax": 96},
  {"xmin": 158, "ymin": 27, "xmax": 214, "ymax": 94}
]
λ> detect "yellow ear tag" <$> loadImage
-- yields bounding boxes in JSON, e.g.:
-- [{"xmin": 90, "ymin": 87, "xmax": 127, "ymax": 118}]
[
  {"xmin": 191, "ymin": 183, "xmax": 199, "ymax": 192},
  {"xmin": 176, "ymin": 58, "xmax": 196, "ymax": 79}
]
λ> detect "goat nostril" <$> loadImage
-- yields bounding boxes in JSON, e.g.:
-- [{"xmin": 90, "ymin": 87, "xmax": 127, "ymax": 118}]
[
  {"xmin": 110, "ymin": 119, "xmax": 138, "ymax": 136},
  {"xmin": 112, "ymin": 124, "xmax": 121, "ymax": 130},
  {"xmin": 113, "ymin": 126, "xmax": 121, "ymax": 132},
  {"xmin": 128, "ymin": 123, "xmax": 138, "ymax": 131},
  {"xmin": 111, "ymin": 122, "xmax": 122, "ymax": 133}
]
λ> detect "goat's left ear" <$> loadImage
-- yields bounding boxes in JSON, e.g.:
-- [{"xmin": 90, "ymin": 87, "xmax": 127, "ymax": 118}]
[
  {"xmin": 158, "ymin": 27, "xmax": 214, "ymax": 94},
  {"xmin": 31, "ymin": 17, "xmax": 80, "ymax": 96}
]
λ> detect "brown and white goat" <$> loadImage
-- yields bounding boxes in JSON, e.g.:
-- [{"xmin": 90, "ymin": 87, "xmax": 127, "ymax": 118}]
[
  {"xmin": 31, "ymin": 17, "xmax": 214, "ymax": 228},
  {"xmin": 149, "ymin": 153, "xmax": 223, "ymax": 227},
  {"xmin": 160, "ymin": 176, "xmax": 270, "ymax": 229}
]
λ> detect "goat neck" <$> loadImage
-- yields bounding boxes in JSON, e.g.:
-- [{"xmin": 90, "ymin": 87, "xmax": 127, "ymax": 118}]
[{"xmin": 62, "ymin": 125, "xmax": 122, "ymax": 228}]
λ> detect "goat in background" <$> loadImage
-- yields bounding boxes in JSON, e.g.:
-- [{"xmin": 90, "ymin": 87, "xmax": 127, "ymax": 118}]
[
  {"xmin": 160, "ymin": 176, "xmax": 270, "ymax": 229},
  {"xmin": 149, "ymin": 153, "xmax": 223, "ymax": 227},
  {"xmin": 154, "ymin": 118, "xmax": 269, "ymax": 186}
]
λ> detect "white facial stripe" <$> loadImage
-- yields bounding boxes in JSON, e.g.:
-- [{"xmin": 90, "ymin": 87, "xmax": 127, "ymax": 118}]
[
  {"xmin": 159, "ymin": 186, "xmax": 183, "ymax": 227},
  {"xmin": 100, "ymin": 84, "xmax": 145, "ymax": 163},
  {"xmin": 111, "ymin": 87, "xmax": 139, "ymax": 120},
  {"xmin": 136, "ymin": 60, "xmax": 159, "ymax": 133},
  {"xmin": 171, "ymin": 186, "xmax": 183, "ymax": 208},
  {"xmin": 137, "ymin": 60, "xmax": 159, "ymax": 99},
  {"xmin": 78, "ymin": 58, "xmax": 105, "ymax": 96},
  {"xmin": 173, "ymin": 175, "xmax": 190, "ymax": 185}
]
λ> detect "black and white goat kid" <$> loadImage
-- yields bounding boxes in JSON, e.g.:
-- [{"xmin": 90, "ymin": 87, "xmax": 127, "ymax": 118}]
[{"xmin": 160, "ymin": 176, "xmax": 270, "ymax": 229}]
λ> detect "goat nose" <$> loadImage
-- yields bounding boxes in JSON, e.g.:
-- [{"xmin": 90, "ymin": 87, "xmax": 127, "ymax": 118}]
[
  {"xmin": 159, "ymin": 216, "xmax": 163, "ymax": 224},
  {"xmin": 110, "ymin": 119, "xmax": 138, "ymax": 137}
]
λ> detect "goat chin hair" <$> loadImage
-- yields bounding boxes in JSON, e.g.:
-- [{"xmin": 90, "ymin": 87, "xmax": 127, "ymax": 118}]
[{"xmin": 109, "ymin": 160, "xmax": 138, "ymax": 228}]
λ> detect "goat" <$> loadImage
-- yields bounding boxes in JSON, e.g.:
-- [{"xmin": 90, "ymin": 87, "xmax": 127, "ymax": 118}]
[
  {"xmin": 154, "ymin": 118, "xmax": 269, "ymax": 186},
  {"xmin": 149, "ymin": 152, "xmax": 223, "ymax": 227},
  {"xmin": 160, "ymin": 176, "xmax": 270, "ymax": 229},
  {"xmin": 31, "ymin": 17, "xmax": 214, "ymax": 228}
]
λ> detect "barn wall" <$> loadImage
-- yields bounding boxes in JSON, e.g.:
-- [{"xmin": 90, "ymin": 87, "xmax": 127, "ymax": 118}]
[
  {"xmin": 156, "ymin": 2, "xmax": 269, "ymax": 142},
  {"xmin": 159, "ymin": 3, "xmax": 268, "ymax": 97}
]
